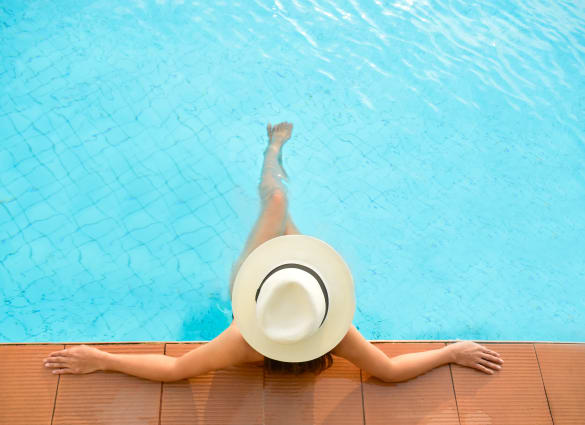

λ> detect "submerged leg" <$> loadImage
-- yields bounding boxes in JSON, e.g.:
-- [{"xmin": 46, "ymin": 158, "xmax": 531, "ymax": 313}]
[
  {"xmin": 258, "ymin": 122, "xmax": 291, "ymax": 202},
  {"xmin": 284, "ymin": 213, "xmax": 300, "ymax": 235},
  {"xmin": 229, "ymin": 122, "xmax": 298, "ymax": 299}
]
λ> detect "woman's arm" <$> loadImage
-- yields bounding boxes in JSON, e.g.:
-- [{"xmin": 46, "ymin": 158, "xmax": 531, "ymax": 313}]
[
  {"xmin": 385, "ymin": 346, "xmax": 453, "ymax": 382},
  {"xmin": 101, "ymin": 351, "xmax": 177, "ymax": 382},
  {"xmin": 44, "ymin": 345, "xmax": 177, "ymax": 382},
  {"xmin": 332, "ymin": 325, "xmax": 503, "ymax": 382},
  {"xmin": 172, "ymin": 321, "xmax": 260, "ymax": 381},
  {"xmin": 43, "ymin": 322, "xmax": 256, "ymax": 382}
]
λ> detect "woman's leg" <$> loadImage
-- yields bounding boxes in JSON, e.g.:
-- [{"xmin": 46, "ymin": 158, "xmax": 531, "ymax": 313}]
[
  {"xmin": 229, "ymin": 122, "xmax": 301, "ymax": 299},
  {"xmin": 284, "ymin": 213, "xmax": 300, "ymax": 235}
]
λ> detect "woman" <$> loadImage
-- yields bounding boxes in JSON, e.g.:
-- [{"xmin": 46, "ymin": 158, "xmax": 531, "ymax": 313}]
[{"xmin": 43, "ymin": 122, "xmax": 504, "ymax": 382}]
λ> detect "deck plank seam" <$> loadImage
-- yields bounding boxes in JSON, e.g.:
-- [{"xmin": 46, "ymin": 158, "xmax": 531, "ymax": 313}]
[
  {"xmin": 445, "ymin": 342, "xmax": 462, "ymax": 425},
  {"xmin": 359, "ymin": 369, "xmax": 366, "ymax": 425},
  {"xmin": 448, "ymin": 363, "xmax": 461, "ymax": 425},
  {"xmin": 158, "ymin": 343, "xmax": 166, "ymax": 425},
  {"xmin": 533, "ymin": 343, "xmax": 555, "ymax": 425},
  {"xmin": 49, "ymin": 344, "xmax": 64, "ymax": 425}
]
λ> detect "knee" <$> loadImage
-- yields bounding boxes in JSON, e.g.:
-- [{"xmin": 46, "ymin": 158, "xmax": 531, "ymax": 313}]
[
  {"xmin": 269, "ymin": 188, "xmax": 287, "ymax": 205},
  {"xmin": 262, "ymin": 188, "xmax": 287, "ymax": 211}
]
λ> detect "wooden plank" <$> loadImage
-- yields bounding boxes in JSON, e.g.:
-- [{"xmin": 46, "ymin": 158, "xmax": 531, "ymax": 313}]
[
  {"xmin": 451, "ymin": 343, "xmax": 552, "ymax": 424},
  {"xmin": 3, "ymin": 341, "xmax": 579, "ymax": 425},
  {"xmin": 0, "ymin": 344, "xmax": 61, "ymax": 425},
  {"xmin": 52, "ymin": 343, "xmax": 164, "ymax": 425},
  {"xmin": 362, "ymin": 342, "xmax": 459, "ymax": 425},
  {"xmin": 263, "ymin": 354, "xmax": 363, "ymax": 425},
  {"xmin": 535, "ymin": 343, "xmax": 585, "ymax": 425},
  {"xmin": 162, "ymin": 343, "xmax": 264, "ymax": 425}
]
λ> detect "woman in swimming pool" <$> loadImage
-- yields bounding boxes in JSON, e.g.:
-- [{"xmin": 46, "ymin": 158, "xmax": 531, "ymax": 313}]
[{"xmin": 42, "ymin": 122, "xmax": 503, "ymax": 382}]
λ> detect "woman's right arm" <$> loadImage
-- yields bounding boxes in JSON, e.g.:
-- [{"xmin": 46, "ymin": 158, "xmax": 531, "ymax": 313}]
[
  {"xmin": 171, "ymin": 322, "xmax": 260, "ymax": 381},
  {"xmin": 44, "ymin": 322, "xmax": 259, "ymax": 382},
  {"xmin": 332, "ymin": 325, "xmax": 504, "ymax": 383}
]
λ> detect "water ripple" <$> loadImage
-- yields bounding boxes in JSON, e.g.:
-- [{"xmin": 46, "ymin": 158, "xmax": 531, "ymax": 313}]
[{"xmin": 2, "ymin": 0, "xmax": 585, "ymax": 343}]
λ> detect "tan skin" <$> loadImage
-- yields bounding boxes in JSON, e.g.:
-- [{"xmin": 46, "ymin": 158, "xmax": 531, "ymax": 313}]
[{"xmin": 43, "ymin": 123, "xmax": 504, "ymax": 383}]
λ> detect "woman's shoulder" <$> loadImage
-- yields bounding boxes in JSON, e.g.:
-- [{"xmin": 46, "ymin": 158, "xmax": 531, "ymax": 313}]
[
  {"xmin": 228, "ymin": 321, "xmax": 265, "ymax": 363},
  {"xmin": 331, "ymin": 324, "xmax": 363, "ymax": 357}
]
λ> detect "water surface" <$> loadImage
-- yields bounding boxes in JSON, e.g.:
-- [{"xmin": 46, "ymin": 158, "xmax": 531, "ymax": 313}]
[{"xmin": 1, "ymin": 0, "xmax": 584, "ymax": 342}]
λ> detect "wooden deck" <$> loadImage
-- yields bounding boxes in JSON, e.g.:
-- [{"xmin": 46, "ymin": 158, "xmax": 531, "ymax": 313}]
[{"xmin": 1, "ymin": 341, "xmax": 583, "ymax": 424}]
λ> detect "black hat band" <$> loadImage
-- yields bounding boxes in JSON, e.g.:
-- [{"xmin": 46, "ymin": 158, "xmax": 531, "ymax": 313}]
[{"xmin": 255, "ymin": 263, "xmax": 329, "ymax": 328}]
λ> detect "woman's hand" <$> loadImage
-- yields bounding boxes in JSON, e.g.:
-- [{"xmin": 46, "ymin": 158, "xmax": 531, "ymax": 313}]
[
  {"xmin": 43, "ymin": 344, "xmax": 108, "ymax": 375},
  {"xmin": 447, "ymin": 341, "xmax": 504, "ymax": 375}
]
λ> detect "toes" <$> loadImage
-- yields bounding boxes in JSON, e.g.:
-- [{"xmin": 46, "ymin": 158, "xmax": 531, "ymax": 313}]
[
  {"xmin": 270, "ymin": 122, "xmax": 292, "ymax": 136},
  {"xmin": 267, "ymin": 123, "xmax": 272, "ymax": 137}
]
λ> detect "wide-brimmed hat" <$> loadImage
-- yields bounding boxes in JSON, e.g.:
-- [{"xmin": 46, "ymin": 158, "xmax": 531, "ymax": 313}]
[{"xmin": 232, "ymin": 235, "xmax": 355, "ymax": 362}]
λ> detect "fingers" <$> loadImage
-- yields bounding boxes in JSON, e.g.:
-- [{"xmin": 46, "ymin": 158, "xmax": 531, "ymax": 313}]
[
  {"xmin": 43, "ymin": 351, "xmax": 82, "ymax": 374},
  {"xmin": 45, "ymin": 361, "xmax": 77, "ymax": 374},
  {"xmin": 45, "ymin": 362, "xmax": 66, "ymax": 368},
  {"xmin": 52, "ymin": 368, "xmax": 73, "ymax": 375},
  {"xmin": 43, "ymin": 356, "xmax": 68, "ymax": 363},
  {"xmin": 44, "ymin": 355, "xmax": 70, "ymax": 369},
  {"xmin": 48, "ymin": 349, "xmax": 71, "ymax": 357},
  {"xmin": 44, "ymin": 354, "xmax": 73, "ymax": 374},
  {"xmin": 478, "ymin": 358, "xmax": 502, "ymax": 372},
  {"xmin": 480, "ymin": 346, "xmax": 501, "ymax": 358},
  {"xmin": 46, "ymin": 362, "xmax": 81, "ymax": 374},
  {"xmin": 481, "ymin": 353, "xmax": 504, "ymax": 365},
  {"xmin": 475, "ymin": 363, "xmax": 495, "ymax": 374}
]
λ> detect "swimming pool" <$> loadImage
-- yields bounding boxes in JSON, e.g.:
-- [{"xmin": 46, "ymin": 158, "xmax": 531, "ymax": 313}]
[{"xmin": 1, "ymin": 0, "xmax": 584, "ymax": 344}]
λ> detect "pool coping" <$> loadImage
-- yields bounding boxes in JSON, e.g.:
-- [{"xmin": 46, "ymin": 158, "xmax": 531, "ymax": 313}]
[{"xmin": 1, "ymin": 339, "xmax": 583, "ymax": 345}]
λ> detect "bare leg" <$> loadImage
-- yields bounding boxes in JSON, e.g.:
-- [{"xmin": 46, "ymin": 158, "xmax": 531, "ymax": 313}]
[
  {"xmin": 229, "ymin": 122, "xmax": 301, "ymax": 300},
  {"xmin": 284, "ymin": 213, "xmax": 300, "ymax": 235}
]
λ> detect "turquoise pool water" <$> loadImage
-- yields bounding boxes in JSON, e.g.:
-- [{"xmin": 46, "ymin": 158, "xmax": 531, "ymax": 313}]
[{"xmin": 1, "ymin": 0, "xmax": 584, "ymax": 343}]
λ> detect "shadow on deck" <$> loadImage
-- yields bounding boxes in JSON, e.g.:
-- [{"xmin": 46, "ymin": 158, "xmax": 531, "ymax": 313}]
[{"xmin": 1, "ymin": 341, "xmax": 583, "ymax": 424}]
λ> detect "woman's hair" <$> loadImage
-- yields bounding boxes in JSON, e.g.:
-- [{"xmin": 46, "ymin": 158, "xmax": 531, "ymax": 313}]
[{"xmin": 263, "ymin": 351, "xmax": 334, "ymax": 376}]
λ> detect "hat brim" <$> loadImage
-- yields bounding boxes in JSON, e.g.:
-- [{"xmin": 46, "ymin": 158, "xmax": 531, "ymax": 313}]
[{"xmin": 232, "ymin": 235, "xmax": 355, "ymax": 362}]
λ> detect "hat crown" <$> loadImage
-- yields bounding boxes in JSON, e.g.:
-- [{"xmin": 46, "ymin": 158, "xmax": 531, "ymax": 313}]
[{"xmin": 255, "ymin": 267, "xmax": 326, "ymax": 344}]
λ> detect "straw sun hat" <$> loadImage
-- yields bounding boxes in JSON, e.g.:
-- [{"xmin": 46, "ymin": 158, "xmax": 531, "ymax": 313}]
[{"xmin": 232, "ymin": 235, "xmax": 356, "ymax": 362}]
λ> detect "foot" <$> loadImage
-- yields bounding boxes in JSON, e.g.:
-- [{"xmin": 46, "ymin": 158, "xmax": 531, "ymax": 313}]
[
  {"xmin": 267, "ymin": 122, "xmax": 293, "ymax": 149},
  {"xmin": 265, "ymin": 122, "xmax": 291, "ymax": 181}
]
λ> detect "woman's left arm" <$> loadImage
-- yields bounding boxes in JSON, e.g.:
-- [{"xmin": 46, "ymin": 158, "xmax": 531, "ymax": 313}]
[{"xmin": 333, "ymin": 325, "xmax": 503, "ymax": 382}]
